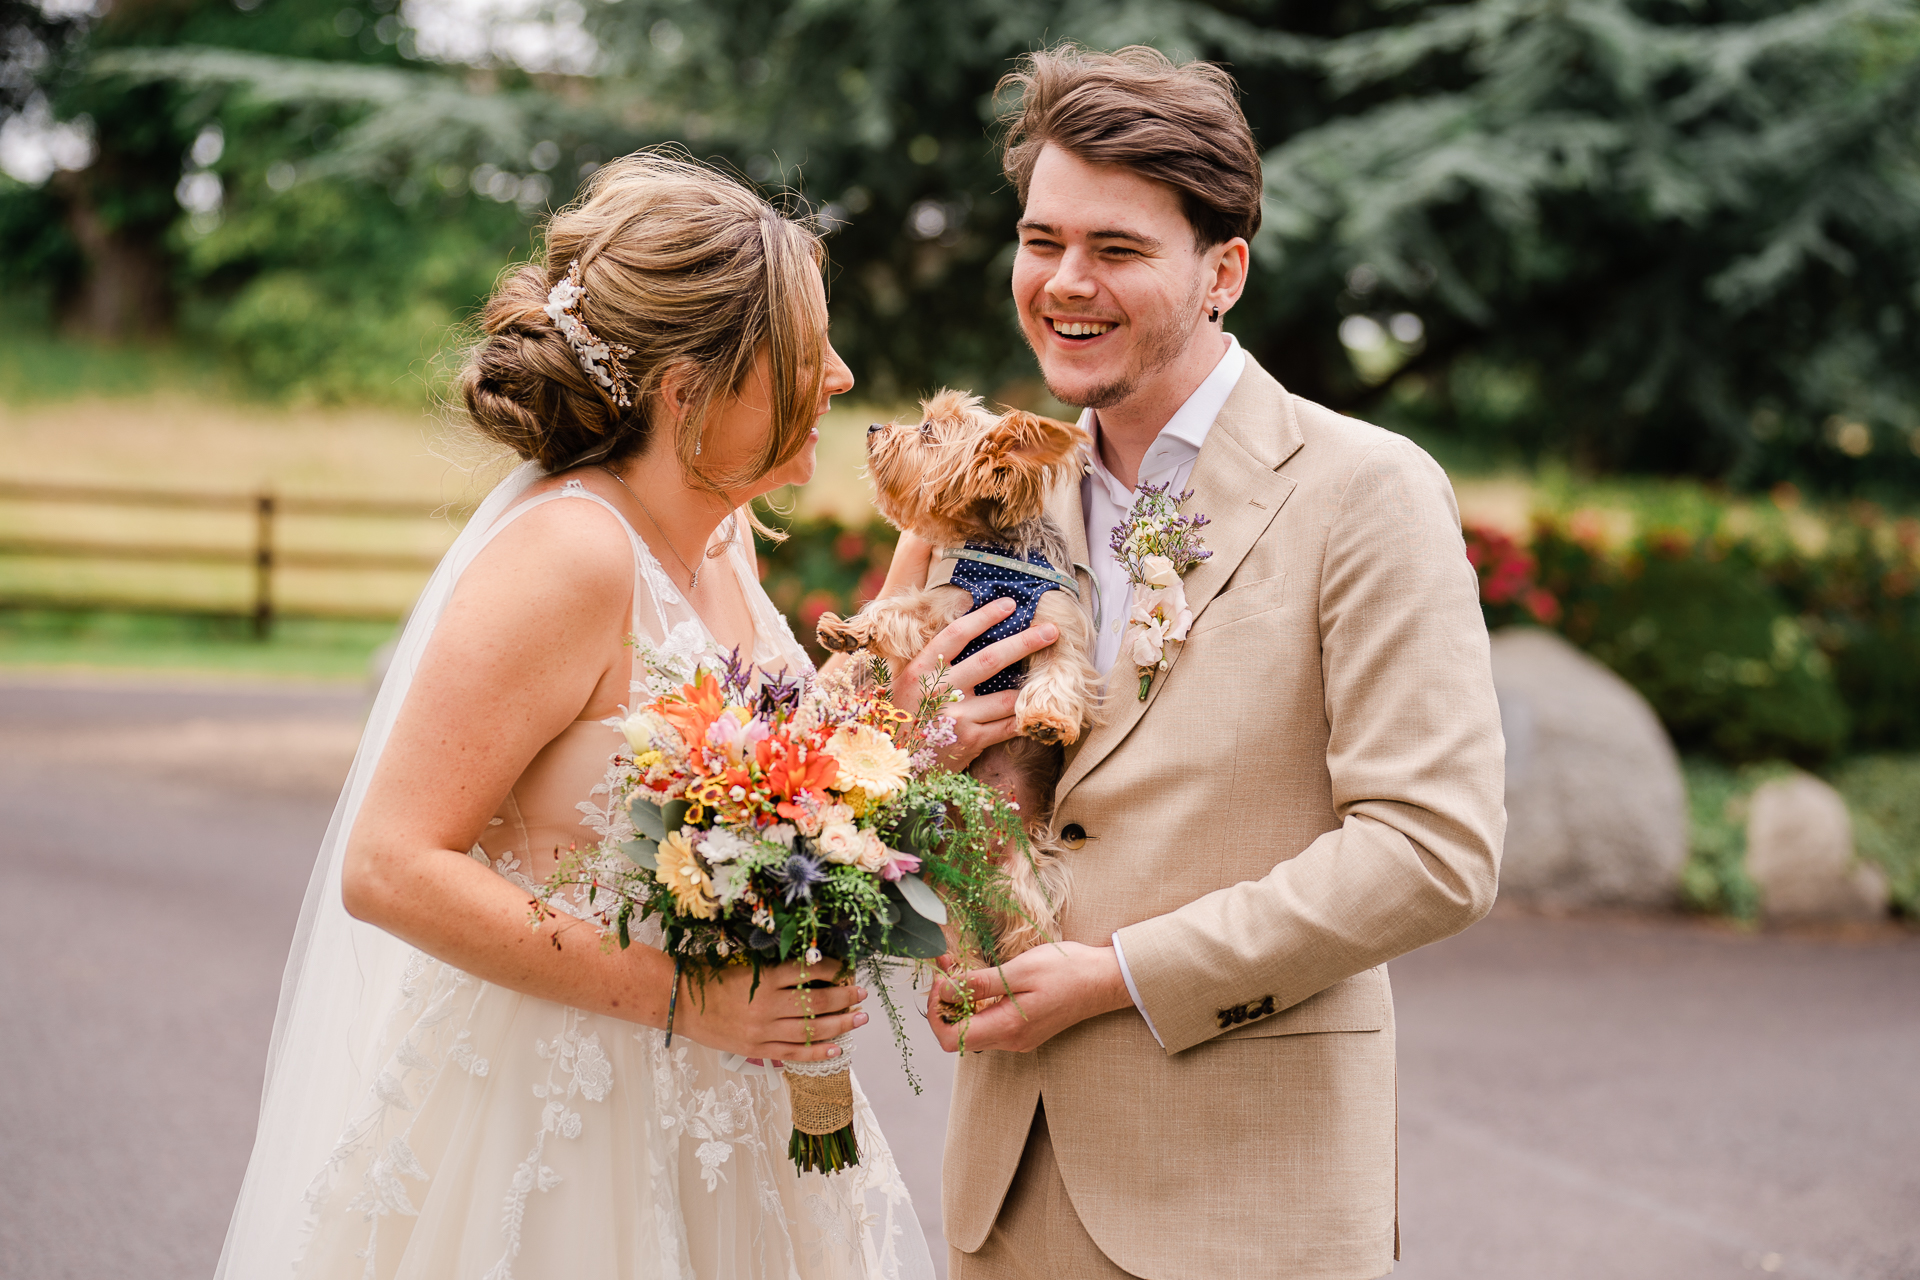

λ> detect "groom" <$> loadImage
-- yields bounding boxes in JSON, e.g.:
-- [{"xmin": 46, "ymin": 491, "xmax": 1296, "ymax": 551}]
[{"xmin": 926, "ymin": 46, "xmax": 1507, "ymax": 1280}]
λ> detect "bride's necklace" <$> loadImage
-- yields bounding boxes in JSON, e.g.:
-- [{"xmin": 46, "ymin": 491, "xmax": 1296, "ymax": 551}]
[{"xmin": 598, "ymin": 464, "xmax": 730, "ymax": 590}]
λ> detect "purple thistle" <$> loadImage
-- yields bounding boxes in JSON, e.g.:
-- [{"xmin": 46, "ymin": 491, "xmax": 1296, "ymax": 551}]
[{"xmin": 772, "ymin": 849, "xmax": 826, "ymax": 904}]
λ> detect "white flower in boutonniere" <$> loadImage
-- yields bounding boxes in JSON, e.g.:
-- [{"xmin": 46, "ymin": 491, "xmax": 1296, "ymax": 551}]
[{"xmin": 1110, "ymin": 483, "xmax": 1212, "ymax": 700}]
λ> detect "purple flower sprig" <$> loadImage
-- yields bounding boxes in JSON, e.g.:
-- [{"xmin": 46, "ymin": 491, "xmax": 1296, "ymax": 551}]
[
  {"xmin": 755, "ymin": 666, "xmax": 802, "ymax": 719},
  {"xmin": 1109, "ymin": 482, "xmax": 1213, "ymax": 583},
  {"xmin": 719, "ymin": 645, "xmax": 756, "ymax": 700}
]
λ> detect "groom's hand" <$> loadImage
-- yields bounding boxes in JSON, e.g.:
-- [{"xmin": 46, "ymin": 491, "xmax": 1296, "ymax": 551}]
[{"xmin": 926, "ymin": 942, "xmax": 1133, "ymax": 1054}]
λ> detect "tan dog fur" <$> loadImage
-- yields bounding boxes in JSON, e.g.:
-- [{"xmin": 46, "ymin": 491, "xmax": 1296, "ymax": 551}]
[{"xmin": 815, "ymin": 390, "xmax": 1096, "ymax": 956}]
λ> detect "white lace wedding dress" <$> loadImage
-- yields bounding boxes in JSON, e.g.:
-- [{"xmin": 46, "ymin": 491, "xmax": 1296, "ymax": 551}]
[{"xmin": 217, "ymin": 466, "xmax": 932, "ymax": 1280}]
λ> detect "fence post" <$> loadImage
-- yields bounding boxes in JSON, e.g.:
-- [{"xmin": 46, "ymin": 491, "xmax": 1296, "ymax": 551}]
[{"xmin": 253, "ymin": 491, "xmax": 275, "ymax": 640}]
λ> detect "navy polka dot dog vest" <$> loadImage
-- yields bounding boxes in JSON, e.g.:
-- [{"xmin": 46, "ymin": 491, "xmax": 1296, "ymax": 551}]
[{"xmin": 931, "ymin": 543, "xmax": 1078, "ymax": 695}]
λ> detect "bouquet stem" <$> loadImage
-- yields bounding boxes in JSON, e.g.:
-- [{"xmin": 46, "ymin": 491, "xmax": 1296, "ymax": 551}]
[{"xmin": 784, "ymin": 1034, "xmax": 859, "ymax": 1174}]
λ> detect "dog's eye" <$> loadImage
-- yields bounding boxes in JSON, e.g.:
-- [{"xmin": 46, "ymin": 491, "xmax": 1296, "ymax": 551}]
[{"xmin": 918, "ymin": 422, "xmax": 934, "ymax": 438}]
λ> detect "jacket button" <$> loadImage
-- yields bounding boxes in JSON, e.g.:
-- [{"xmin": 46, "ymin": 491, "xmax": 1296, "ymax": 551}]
[{"xmin": 1060, "ymin": 823, "xmax": 1087, "ymax": 849}]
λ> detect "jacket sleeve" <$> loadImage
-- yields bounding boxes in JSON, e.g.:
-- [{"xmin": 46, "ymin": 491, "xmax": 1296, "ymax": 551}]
[{"xmin": 1112, "ymin": 434, "xmax": 1507, "ymax": 1055}]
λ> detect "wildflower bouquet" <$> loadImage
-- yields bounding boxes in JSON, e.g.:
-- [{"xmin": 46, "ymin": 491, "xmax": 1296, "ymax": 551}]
[
  {"xmin": 1112, "ymin": 482, "xmax": 1212, "ymax": 699},
  {"xmin": 540, "ymin": 647, "xmax": 1023, "ymax": 1175}
]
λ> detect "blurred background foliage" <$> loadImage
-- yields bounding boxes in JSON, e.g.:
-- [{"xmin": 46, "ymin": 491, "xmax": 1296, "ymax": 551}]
[
  {"xmin": 1465, "ymin": 486, "xmax": 1920, "ymax": 918},
  {"xmin": 4, "ymin": 0, "xmax": 1919, "ymax": 490}
]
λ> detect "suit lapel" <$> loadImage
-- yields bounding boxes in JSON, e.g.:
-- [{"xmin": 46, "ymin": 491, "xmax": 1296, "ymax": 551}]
[
  {"xmin": 1047, "ymin": 461, "xmax": 1094, "ymax": 623},
  {"xmin": 1055, "ymin": 359, "xmax": 1303, "ymax": 807}
]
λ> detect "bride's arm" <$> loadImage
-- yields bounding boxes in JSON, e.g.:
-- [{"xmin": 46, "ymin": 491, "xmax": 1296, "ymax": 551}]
[{"xmin": 340, "ymin": 498, "xmax": 862, "ymax": 1063}]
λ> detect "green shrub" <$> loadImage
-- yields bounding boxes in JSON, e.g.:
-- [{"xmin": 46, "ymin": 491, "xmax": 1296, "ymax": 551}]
[
  {"xmin": 1503, "ymin": 523, "xmax": 1850, "ymax": 764},
  {"xmin": 1677, "ymin": 757, "xmax": 1776, "ymax": 920},
  {"xmin": 1829, "ymin": 754, "xmax": 1920, "ymax": 918},
  {"xmin": 1574, "ymin": 543, "xmax": 1847, "ymax": 764},
  {"xmin": 1469, "ymin": 488, "xmax": 1920, "ymax": 763},
  {"xmin": 1768, "ymin": 507, "xmax": 1920, "ymax": 750},
  {"xmin": 754, "ymin": 515, "xmax": 897, "ymax": 664}
]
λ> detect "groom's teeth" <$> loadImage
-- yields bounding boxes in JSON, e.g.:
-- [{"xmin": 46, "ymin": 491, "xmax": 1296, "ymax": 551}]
[{"xmin": 1051, "ymin": 320, "xmax": 1115, "ymax": 337}]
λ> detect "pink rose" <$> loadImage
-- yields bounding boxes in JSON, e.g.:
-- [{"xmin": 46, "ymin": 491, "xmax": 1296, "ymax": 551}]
[
  {"xmin": 817, "ymin": 822, "xmax": 864, "ymax": 865},
  {"xmin": 856, "ymin": 831, "xmax": 893, "ymax": 874}
]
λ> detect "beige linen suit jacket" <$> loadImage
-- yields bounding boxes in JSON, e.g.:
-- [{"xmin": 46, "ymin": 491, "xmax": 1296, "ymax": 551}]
[{"xmin": 942, "ymin": 357, "xmax": 1506, "ymax": 1280}]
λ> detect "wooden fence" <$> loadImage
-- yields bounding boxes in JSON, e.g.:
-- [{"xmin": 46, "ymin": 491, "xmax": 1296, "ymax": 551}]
[{"xmin": 0, "ymin": 479, "xmax": 460, "ymax": 637}]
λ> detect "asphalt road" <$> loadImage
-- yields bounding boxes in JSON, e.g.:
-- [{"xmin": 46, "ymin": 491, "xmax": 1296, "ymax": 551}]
[{"xmin": 2, "ymin": 676, "xmax": 1915, "ymax": 1280}]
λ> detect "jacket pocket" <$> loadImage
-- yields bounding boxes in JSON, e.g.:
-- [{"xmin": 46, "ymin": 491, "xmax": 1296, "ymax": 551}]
[
  {"xmin": 1188, "ymin": 572, "xmax": 1288, "ymax": 637},
  {"xmin": 1218, "ymin": 965, "xmax": 1390, "ymax": 1041}
]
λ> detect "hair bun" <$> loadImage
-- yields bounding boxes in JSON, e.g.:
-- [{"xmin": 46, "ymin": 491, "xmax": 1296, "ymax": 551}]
[
  {"xmin": 457, "ymin": 150, "xmax": 827, "ymax": 485},
  {"xmin": 460, "ymin": 264, "xmax": 625, "ymax": 473}
]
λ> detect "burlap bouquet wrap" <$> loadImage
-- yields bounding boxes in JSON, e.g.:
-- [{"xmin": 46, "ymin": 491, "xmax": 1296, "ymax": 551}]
[{"xmin": 783, "ymin": 1033, "xmax": 856, "ymax": 1143}]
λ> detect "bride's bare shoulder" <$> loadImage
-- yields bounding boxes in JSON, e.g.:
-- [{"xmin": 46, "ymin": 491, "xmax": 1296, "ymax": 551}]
[{"xmin": 456, "ymin": 485, "xmax": 638, "ymax": 613}]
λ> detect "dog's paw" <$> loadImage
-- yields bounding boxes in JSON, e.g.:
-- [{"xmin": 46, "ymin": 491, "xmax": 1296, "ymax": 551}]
[
  {"xmin": 1014, "ymin": 682, "xmax": 1085, "ymax": 746},
  {"xmin": 814, "ymin": 611, "xmax": 862, "ymax": 654}
]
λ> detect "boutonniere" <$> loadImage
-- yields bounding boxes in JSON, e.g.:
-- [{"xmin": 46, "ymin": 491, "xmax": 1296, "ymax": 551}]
[{"xmin": 1111, "ymin": 483, "xmax": 1211, "ymax": 700}]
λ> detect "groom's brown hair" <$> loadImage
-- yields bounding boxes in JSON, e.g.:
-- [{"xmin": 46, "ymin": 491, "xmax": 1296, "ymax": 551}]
[{"xmin": 996, "ymin": 44, "xmax": 1263, "ymax": 248}]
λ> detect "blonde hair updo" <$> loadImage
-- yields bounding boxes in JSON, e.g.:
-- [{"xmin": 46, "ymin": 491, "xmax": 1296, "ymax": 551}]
[{"xmin": 460, "ymin": 151, "xmax": 828, "ymax": 494}]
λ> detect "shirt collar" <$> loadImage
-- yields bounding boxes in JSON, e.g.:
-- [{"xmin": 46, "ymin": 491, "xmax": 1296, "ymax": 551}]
[{"xmin": 1081, "ymin": 333, "xmax": 1246, "ymax": 503}]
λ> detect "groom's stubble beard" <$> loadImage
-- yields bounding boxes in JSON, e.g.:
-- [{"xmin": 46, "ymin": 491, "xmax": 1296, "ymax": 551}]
[{"xmin": 1030, "ymin": 271, "xmax": 1210, "ymax": 412}]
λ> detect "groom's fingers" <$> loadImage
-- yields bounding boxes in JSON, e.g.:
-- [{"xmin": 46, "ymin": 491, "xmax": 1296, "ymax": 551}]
[
  {"xmin": 939, "ymin": 965, "xmax": 1016, "ymax": 1004},
  {"xmin": 899, "ymin": 598, "xmax": 1016, "ymax": 691},
  {"xmin": 946, "ymin": 621, "xmax": 1060, "ymax": 695}
]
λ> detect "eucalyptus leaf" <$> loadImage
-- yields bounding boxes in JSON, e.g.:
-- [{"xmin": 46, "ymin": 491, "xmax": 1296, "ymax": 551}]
[
  {"xmin": 662, "ymin": 799, "xmax": 692, "ymax": 833},
  {"xmin": 884, "ymin": 903, "xmax": 947, "ymax": 959},
  {"xmin": 895, "ymin": 873, "xmax": 949, "ymax": 926},
  {"xmin": 620, "ymin": 837, "xmax": 658, "ymax": 871},
  {"xmin": 878, "ymin": 880, "xmax": 946, "ymax": 959},
  {"xmin": 629, "ymin": 797, "xmax": 667, "ymax": 844}
]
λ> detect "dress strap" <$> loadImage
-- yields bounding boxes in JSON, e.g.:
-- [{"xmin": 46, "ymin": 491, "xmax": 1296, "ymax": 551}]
[{"xmin": 477, "ymin": 480, "xmax": 653, "ymax": 653}]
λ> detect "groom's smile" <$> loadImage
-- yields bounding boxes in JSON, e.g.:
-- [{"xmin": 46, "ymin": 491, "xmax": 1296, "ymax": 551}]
[{"xmin": 1012, "ymin": 143, "xmax": 1226, "ymax": 417}]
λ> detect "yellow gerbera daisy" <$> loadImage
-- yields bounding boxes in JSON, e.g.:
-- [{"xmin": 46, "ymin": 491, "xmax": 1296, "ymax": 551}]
[
  {"xmin": 824, "ymin": 724, "xmax": 913, "ymax": 798},
  {"xmin": 655, "ymin": 829, "xmax": 718, "ymax": 919}
]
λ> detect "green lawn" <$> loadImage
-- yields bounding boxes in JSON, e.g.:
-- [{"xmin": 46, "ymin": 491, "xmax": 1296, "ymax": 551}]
[{"xmin": 0, "ymin": 608, "xmax": 394, "ymax": 681}]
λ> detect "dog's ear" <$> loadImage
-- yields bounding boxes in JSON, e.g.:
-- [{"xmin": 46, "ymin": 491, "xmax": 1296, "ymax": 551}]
[
  {"xmin": 972, "ymin": 410, "xmax": 1087, "ymax": 507},
  {"xmin": 984, "ymin": 410, "xmax": 1085, "ymax": 468}
]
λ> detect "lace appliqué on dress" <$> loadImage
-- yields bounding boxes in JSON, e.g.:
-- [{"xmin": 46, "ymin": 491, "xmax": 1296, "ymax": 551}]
[{"xmin": 483, "ymin": 1013, "xmax": 613, "ymax": 1280}]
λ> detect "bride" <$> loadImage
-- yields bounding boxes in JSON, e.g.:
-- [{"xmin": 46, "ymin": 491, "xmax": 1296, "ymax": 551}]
[{"xmin": 216, "ymin": 152, "xmax": 1059, "ymax": 1279}]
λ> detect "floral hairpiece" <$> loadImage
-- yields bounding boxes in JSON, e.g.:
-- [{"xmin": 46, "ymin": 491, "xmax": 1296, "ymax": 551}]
[{"xmin": 543, "ymin": 260, "xmax": 635, "ymax": 408}]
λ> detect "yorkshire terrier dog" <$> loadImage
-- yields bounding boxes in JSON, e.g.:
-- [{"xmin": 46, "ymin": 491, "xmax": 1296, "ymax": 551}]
[{"xmin": 815, "ymin": 389, "xmax": 1098, "ymax": 956}]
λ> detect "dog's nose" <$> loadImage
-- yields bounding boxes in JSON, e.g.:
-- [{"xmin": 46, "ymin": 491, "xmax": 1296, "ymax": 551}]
[{"xmin": 866, "ymin": 422, "xmax": 884, "ymax": 436}]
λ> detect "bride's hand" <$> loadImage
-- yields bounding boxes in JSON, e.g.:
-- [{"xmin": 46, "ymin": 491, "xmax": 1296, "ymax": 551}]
[
  {"xmin": 894, "ymin": 597, "xmax": 1059, "ymax": 772},
  {"xmin": 667, "ymin": 959, "xmax": 868, "ymax": 1063}
]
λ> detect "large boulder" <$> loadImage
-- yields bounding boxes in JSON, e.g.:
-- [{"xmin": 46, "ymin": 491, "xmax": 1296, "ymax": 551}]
[
  {"xmin": 1745, "ymin": 773, "xmax": 1889, "ymax": 923},
  {"xmin": 1492, "ymin": 628, "xmax": 1689, "ymax": 908}
]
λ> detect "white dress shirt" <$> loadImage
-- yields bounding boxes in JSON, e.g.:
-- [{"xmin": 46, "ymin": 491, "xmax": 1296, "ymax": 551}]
[{"xmin": 1076, "ymin": 333, "xmax": 1247, "ymax": 1047}]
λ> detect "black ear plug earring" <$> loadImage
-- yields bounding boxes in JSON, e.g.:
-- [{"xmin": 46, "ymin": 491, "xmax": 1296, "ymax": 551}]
[{"xmin": 1209, "ymin": 307, "xmax": 1220, "ymax": 322}]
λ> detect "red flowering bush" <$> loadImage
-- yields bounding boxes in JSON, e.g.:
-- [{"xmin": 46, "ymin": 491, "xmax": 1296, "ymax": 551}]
[
  {"xmin": 1468, "ymin": 494, "xmax": 1920, "ymax": 763},
  {"xmin": 1463, "ymin": 523, "xmax": 1561, "ymax": 627},
  {"xmin": 755, "ymin": 516, "xmax": 898, "ymax": 663}
]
